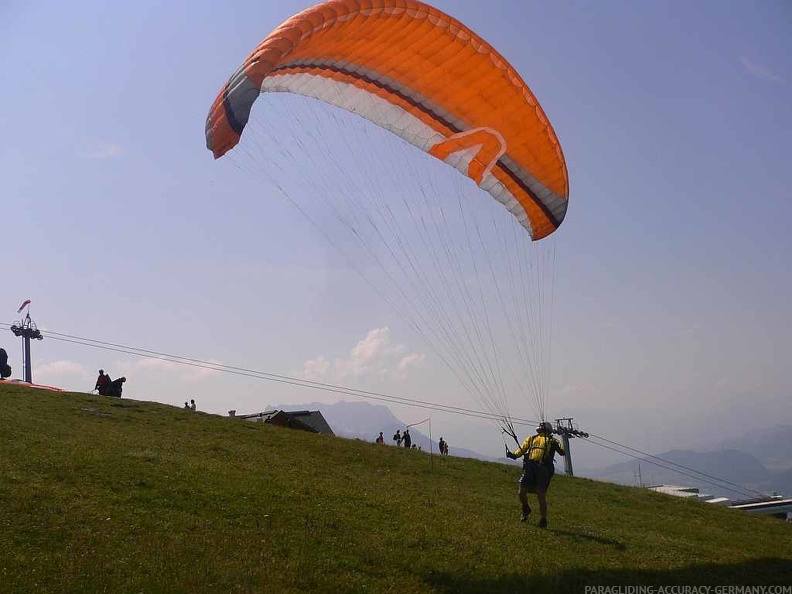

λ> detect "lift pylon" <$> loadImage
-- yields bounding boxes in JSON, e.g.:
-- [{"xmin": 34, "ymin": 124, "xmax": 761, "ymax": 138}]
[
  {"xmin": 553, "ymin": 417, "xmax": 589, "ymax": 477},
  {"xmin": 10, "ymin": 301, "xmax": 43, "ymax": 384}
]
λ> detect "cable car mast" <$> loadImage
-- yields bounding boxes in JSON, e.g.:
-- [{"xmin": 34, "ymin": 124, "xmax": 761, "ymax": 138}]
[
  {"xmin": 554, "ymin": 417, "xmax": 589, "ymax": 476},
  {"xmin": 10, "ymin": 300, "xmax": 43, "ymax": 383}
]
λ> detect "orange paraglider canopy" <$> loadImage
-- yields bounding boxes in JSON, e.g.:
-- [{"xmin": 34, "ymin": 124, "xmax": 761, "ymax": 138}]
[{"xmin": 206, "ymin": 0, "xmax": 569, "ymax": 240}]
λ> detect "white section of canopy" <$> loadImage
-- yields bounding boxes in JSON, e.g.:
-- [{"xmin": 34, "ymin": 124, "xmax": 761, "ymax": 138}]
[
  {"xmin": 261, "ymin": 72, "xmax": 546, "ymax": 237},
  {"xmin": 228, "ymin": 91, "xmax": 558, "ymax": 435}
]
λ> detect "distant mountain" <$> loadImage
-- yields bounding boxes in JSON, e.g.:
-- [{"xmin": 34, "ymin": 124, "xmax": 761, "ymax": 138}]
[
  {"xmin": 590, "ymin": 449, "xmax": 773, "ymax": 500},
  {"xmin": 714, "ymin": 425, "xmax": 792, "ymax": 473},
  {"xmin": 264, "ymin": 400, "xmax": 500, "ymax": 463},
  {"xmin": 757, "ymin": 467, "xmax": 792, "ymax": 498}
]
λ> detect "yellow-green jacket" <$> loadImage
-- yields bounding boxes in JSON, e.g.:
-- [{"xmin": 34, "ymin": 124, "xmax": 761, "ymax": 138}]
[{"xmin": 512, "ymin": 434, "xmax": 565, "ymax": 465}]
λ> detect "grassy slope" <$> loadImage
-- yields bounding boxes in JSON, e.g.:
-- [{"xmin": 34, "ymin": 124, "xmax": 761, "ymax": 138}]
[{"xmin": 1, "ymin": 383, "xmax": 790, "ymax": 593}]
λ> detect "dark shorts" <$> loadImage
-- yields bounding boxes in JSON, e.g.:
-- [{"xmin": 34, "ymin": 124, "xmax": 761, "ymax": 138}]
[{"xmin": 519, "ymin": 460, "xmax": 554, "ymax": 492}]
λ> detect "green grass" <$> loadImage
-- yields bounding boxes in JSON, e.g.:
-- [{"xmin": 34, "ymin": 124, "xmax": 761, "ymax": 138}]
[{"xmin": 1, "ymin": 383, "xmax": 790, "ymax": 593}]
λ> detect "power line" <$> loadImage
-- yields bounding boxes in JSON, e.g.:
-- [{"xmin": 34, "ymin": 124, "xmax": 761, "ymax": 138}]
[{"xmin": 0, "ymin": 323, "xmax": 541, "ymax": 428}]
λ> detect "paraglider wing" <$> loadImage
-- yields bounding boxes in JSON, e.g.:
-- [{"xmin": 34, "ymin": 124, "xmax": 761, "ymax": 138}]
[{"xmin": 206, "ymin": 0, "xmax": 569, "ymax": 240}]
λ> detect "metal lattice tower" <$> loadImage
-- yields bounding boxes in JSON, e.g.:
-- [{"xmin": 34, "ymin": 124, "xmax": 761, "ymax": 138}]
[
  {"xmin": 10, "ymin": 310, "xmax": 43, "ymax": 384},
  {"xmin": 553, "ymin": 417, "xmax": 589, "ymax": 477}
]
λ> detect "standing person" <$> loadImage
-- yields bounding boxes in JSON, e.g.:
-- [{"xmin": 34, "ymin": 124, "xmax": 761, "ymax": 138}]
[
  {"xmin": 403, "ymin": 429, "xmax": 411, "ymax": 449},
  {"xmin": 506, "ymin": 421, "xmax": 565, "ymax": 527},
  {"xmin": 375, "ymin": 432, "xmax": 384, "ymax": 444},
  {"xmin": 190, "ymin": 399, "xmax": 196, "ymax": 412},
  {"xmin": 0, "ymin": 348, "xmax": 10, "ymax": 379},
  {"xmin": 392, "ymin": 429, "xmax": 402, "ymax": 446},
  {"xmin": 94, "ymin": 370, "xmax": 111, "ymax": 395},
  {"xmin": 438, "ymin": 437, "xmax": 446, "ymax": 456}
]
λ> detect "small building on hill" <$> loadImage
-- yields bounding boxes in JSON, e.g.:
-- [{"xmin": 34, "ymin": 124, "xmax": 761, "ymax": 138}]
[{"xmin": 232, "ymin": 409, "xmax": 334, "ymax": 436}]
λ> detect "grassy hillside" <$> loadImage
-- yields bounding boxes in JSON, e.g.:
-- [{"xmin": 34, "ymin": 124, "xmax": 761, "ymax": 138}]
[{"xmin": 1, "ymin": 383, "xmax": 790, "ymax": 593}]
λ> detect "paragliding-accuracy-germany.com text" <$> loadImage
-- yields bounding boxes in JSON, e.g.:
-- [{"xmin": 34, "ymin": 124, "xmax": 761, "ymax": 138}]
[{"xmin": 584, "ymin": 587, "xmax": 791, "ymax": 594}]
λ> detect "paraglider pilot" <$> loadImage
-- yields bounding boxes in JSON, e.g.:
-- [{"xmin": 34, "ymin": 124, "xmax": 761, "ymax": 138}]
[
  {"xmin": 506, "ymin": 421, "xmax": 565, "ymax": 527},
  {"xmin": 94, "ymin": 370, "xmax": 111, "ymax": 395}
]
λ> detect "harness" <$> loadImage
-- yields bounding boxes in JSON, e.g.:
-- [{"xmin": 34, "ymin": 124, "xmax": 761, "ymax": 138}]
[{"xmin": 523, "ymin": 435, "xmax": 555, "ymax": 465}]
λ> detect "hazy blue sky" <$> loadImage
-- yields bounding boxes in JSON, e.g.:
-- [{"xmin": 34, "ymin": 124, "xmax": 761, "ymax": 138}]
[{"xmin": 2, "ymin": 1, "xmax": 790, "ymax": 468}]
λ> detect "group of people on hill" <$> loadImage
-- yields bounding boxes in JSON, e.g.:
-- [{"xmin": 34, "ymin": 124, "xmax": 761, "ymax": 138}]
[
  {"xmin": 94, "ymin": 370, "xmax": 126, "ymax": 398},
  {"xmin": 392, "ymin": 428, "xmax": 412, "ymax": 448},
  {"xmin": 372, "ymin": 429, "xmax": 450, "ymax": 456},
  {"xmin": 374, "ymin": 429, "xmax": 417, "ymax": 449},
  {"xmin": 184, "ymin": 400, "xmax": 197, "ymax": 412}
]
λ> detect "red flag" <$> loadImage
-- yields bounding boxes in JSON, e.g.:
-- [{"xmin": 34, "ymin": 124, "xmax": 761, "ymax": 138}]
[{"xmin": 17, "ymin": 299, "xmax": 31, "ymax": 313}]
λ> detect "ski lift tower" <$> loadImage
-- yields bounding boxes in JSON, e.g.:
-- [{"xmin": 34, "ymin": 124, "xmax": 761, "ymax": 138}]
[
  {"xmin": 554, "ymin": 417, "xmax": 589, "ymax": 477},
  {"xmin": 10, "ymin": 301, "xmax": 43, "ymax": 384}
]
